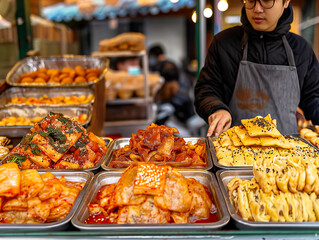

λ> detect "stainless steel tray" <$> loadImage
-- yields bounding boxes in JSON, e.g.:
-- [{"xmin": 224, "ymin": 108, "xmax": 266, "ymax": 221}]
[
  {"xmin": 0, "ymin": 170, "xmax": 93, "ymax": 232},
  {"xmin": 3, "ymin": 137, "xmax": 112, "ymax": 173},
  {"xmin": 216, "ymin": 169, "xmax": 319, "ymax": 230},
  {"xmin": 208, "ymin": 135, "xmax": 319, "ymax": 170},
  {"xmin": 72, "ymin": 170, "xmax": 229, "ymax": 233},
  {"xmin": 101, "ymin": 137, "xmax": 213, "ymax": 171},
  {"xmin": 0, "ymin": 105, "xmax": 93, "ymax": 138},
  {"xmin": 6, "ymin": 56, "xmax": 109, "ymax": 87},
  {"xmin": 0, "ymin": 87, "xmax": 95, "ymax": 108}
]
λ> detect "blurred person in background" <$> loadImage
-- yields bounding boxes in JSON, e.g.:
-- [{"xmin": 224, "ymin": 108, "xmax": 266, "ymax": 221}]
[
  {"xmin": 111, "ymin": 56, "xmax": 141, "ymax": 73},
  {"xmin": 155, "ymin": 60, "xmax": 205, "ymax": 136},
  {"xmin": 148, "ymin": 44, "xmax": 166, "ymax": 72}
]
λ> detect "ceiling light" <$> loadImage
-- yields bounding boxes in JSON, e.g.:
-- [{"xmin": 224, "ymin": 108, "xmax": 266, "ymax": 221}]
[
  {"xmin": 170, "ymin": 0, "xmax": 179, "ymax": 3},
  {"xmin": 192, "ymin": 10, "xmax": 197, "ymax": 23},
  {"xmin": 217, "ymin": 0, "xmax": 228, "ymax": 12},
  {"xmin": 203, "ymin": 4, "xmax": 213, "ymax": 18}
]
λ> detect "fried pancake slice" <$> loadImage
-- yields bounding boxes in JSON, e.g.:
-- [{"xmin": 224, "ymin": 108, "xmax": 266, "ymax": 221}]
[
  {"xmin": 234, "ymin": 126, "xmax": 261, "ymax": 146},
  {"xmin": 227, "ymin": 128, "xmax": 243, "ymax": 147},
  {"xmin": 241, "ymin": 116, "xmax": 282, "ymax": 138}
]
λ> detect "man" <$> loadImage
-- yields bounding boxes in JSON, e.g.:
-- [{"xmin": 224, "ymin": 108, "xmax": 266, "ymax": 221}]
[{"xmin": 195, "ymin": 0, "xmax": 319, "ymax": 137}]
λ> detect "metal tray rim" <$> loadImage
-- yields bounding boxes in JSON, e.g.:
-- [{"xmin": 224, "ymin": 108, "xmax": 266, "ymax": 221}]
[
  {"xmin": 216, "ymin": 169, "xmax": 319, "ymax": 229},
  {"xmin": 0, "ymin": 87, "xmax": 95, "ymax": 108},
  {"xmin": 0, "ymin": 170, "xmax": 94, "ymax": 231},
  {"xmin": 0, "ymin": 105, "xmax": 93, "ymax": 129},
  {"xmin": 71, "ymin": 169, "xmax": 230, "ymax": 231},
  {"xmin": 101, "ymin": 137, "xmax": 213, "ymax": 171}
]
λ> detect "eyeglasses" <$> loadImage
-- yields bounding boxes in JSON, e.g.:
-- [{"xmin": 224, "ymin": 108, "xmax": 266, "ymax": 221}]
[{"xmin": 242, "ymin": 0, "xmax": 276, "ymax": 9}]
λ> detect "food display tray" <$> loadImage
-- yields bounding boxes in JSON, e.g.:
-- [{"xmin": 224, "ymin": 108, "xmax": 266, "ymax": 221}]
[
  {"xmin": 71, "ymin": 170, "xmax": 229, "ymax": 233},
  {"xmin": 2, "ymin": 138, "xmax": 112, "ymax": 173},
  {"xmin": 0, "ymin": 170, "xmax": 93, "ymax": 233},
  {"xmin": 0, "ymin": 105, "xmax": 93, "ymax": 138},
  {"xmin": 101, "ymin": 137, "xmax": 213, "ymax": 171},
  {"xmin": 0, "ymin": 87, "xmax": 95, "ymax": 108},
  {"xmin": 6, "ymin": 56, "xmax": 109, "ymax": 87},
  {"xmin": 216, "ymin": 169, "xmax": 319, "ymax": 230},
  {"xmin": 208, "ymin": 135, "xmax": 319, "ymax": 170}
]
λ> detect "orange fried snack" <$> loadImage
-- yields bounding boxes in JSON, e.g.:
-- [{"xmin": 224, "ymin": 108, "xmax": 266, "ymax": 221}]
[
  {"xmin": 133, "ymin": 164, "xmax": 167, "ymax": 196},
  {"xmin": 0, "ymin": 163, "xmax": 84, "ymax": 224}
]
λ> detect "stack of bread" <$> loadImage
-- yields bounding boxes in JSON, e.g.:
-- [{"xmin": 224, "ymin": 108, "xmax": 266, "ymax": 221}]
[
  {"xmin": 105, "ymin": 70, "xmax": 161, "ymax": 100},
  {"xmin": 99, "ymin": 33, "xmax": 145, "ymax": 52},
  {"xmin": 213, "ymin": 115, "xmax": 317, "ymax": 166}
]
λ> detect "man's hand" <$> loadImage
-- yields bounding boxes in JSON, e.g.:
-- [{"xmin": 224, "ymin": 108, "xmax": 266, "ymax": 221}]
[{"xmin": 207, "ymin": 110, "xmax": 232, "ymax": 137}]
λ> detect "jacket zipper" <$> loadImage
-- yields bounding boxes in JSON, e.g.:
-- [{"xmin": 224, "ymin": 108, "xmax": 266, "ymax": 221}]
[{"xmin": 260, "ymin": 34, "xmax": 267, "ymax": 64}]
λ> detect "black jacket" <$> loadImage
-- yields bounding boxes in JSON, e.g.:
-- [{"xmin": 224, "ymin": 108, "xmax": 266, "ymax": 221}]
[{"xmin": 195, "ymin": 4, "xmax": 319, "ymax": 125}]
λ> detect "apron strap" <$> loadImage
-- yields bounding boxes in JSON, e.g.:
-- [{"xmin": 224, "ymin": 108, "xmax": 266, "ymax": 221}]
[
  {"xmin": 282, "ymin": 35, "xmax": 296, "ymax": 67},
  {"xmin": 242, "ymin": 31, "xmax": 248, "ymax": 61},
  {"xmin": 242, "ymin": 32, "xmax": 296, "ymax": 67}
]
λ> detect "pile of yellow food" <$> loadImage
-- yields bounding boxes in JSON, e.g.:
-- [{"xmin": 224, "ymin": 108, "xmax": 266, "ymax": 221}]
[
  {"xmin": 8, "ymin": 95, "xmax": 93, "ymax": 105},
  {"xmin": 19, "ymin": 66, "xmax": 103, "ymax": 84},
  {"xmin": 0, "ymin": 163, "xmax": 84, "ymax": 223},
  {"xmin": 300, "ymin": 128, "xmax": 319, "ymax": 149},
  {"xmin": 228, "ymin": 156, "xmax": 319, "ymax": 222},
  {"xmin": 213, "ymin": 115, "xmax": 317, "ymax": 166},
  {"xmin": 0, "ymin": 114, "xmax": 88, "ymax": 126}
]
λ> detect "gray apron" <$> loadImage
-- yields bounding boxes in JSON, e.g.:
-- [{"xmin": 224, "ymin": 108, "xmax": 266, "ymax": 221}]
[{"xmin": 229, "ymin": 34, "xmax": 300, "ymax": 135}]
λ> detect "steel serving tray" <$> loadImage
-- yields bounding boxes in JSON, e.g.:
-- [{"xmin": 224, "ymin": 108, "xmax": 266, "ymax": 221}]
[
  {"xmin": 71, "ymin": 170, "xmax": 229, "ymax": 233},
  {"xmin": 0, "ymin": 87, "xmax": 95, "ymax": 108},
  {"xmin": 6, "ymin": 56, "xmax": 109, "ymax": 87},
  {"xmin": 208, "ymin": 135, "xmax": 319, "ymax": 170},
  {"xmin": 101, "ymin": 137, "xmax": 213, "ymax": 171},
  {"xmin": 0, "ymin": 170, "xmax": 93, "ymax": 233},
  {"xmin": 2, "ymin": 138, "xmax": 112, "ymax": 173},
  {"xmin": 216, "ymin": 169, "xmax": 319, "ymax": 230},
  {"xmin": 0, "ymin": 105, "xmax": 93, "ymax": 138}
]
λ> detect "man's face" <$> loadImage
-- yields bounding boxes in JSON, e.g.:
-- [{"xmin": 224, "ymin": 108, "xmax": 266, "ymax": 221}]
[{"xmin": 245, "ymin": 0, "xmax": 290, "ymax": 32}]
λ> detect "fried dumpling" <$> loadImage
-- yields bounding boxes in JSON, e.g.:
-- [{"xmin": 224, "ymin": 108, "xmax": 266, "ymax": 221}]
[
  {"xmin": 247, "ymin": 185, "xmax": 270, "ymax": 222},
  {"xmin": 236, "ymin": 180, "xmax": 253, "ymax": 221}
]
